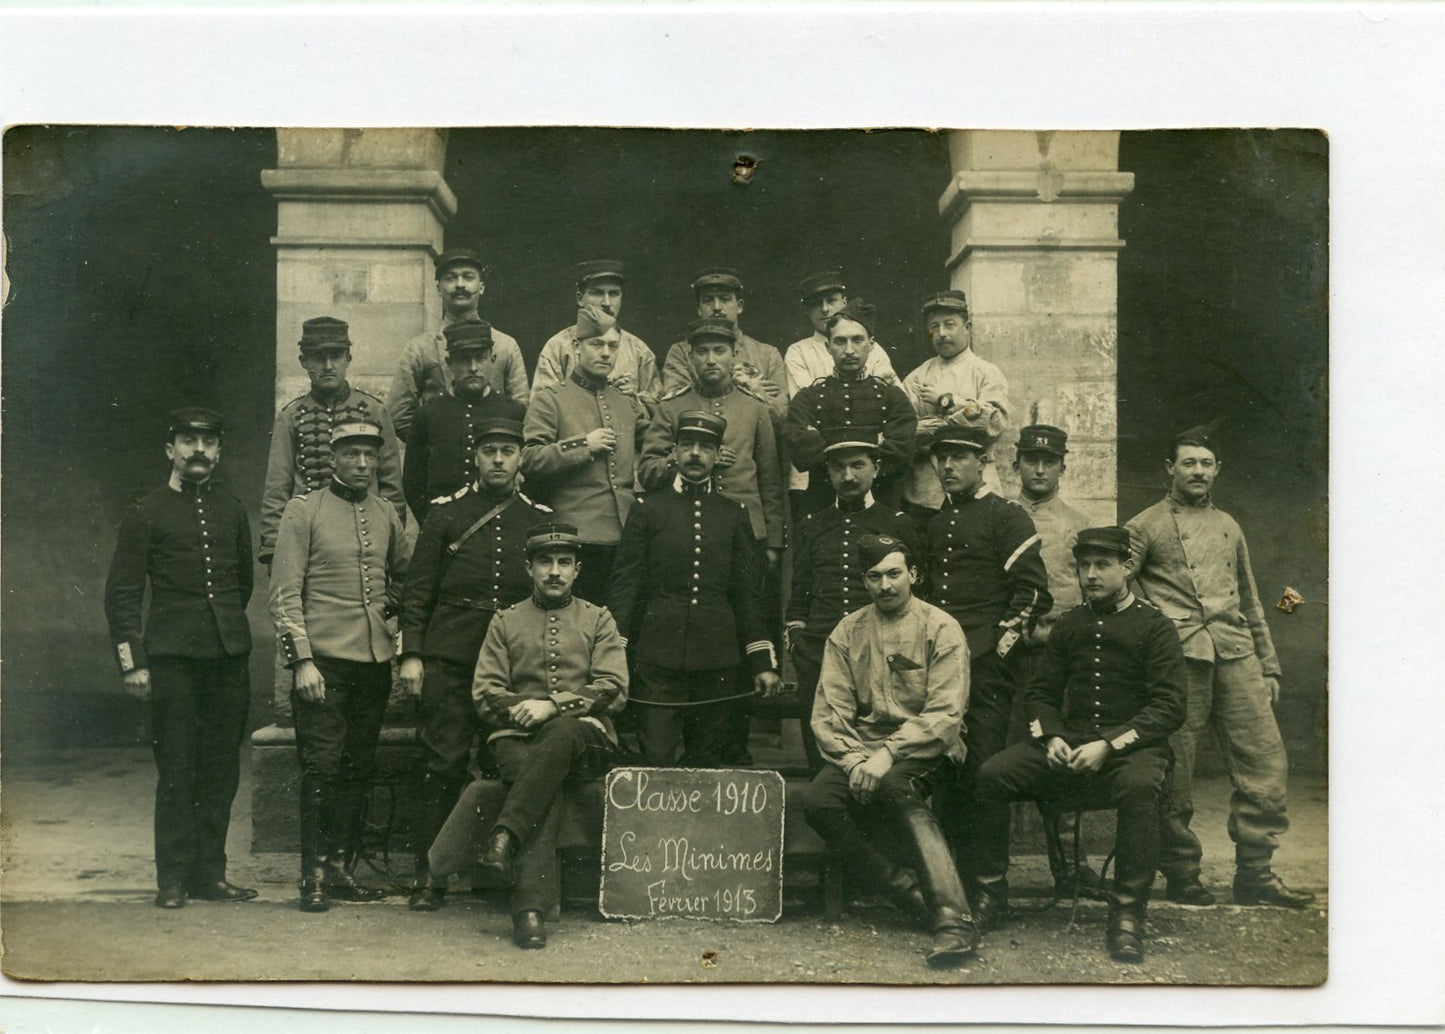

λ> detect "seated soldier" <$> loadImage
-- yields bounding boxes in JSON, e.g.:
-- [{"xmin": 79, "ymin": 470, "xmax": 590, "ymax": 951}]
[
  {"xmin": 471, "ymin": 522, "xmax": 629, "ymax": 949},
  {"xmin": 976, "ymin": 527, "xmax": 1186, "ymax": 963},
  {"xmin": 803, "ymin": 533, "xmax": 978, "ymax": 968}
]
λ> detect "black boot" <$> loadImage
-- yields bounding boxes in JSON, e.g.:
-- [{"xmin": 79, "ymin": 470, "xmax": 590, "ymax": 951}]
[
  {"xmin": 819, "ymin": 829, "xmax": 927, "ymax": 925},
  {"xmin": 1107, "ymin": 799, "xmax": 1159, "ymax": 962},
  {"xmin": 1233, "ymin": 869, "xmax": 1315, "ymax": 908},
  {"xmin": 325, "ymin": 783, "xmax": 385, "ymax": 902},
  {"xmin": 1044, "ymin": 809, "xmax": 1104, "ymax": 899},
  {"xmin": 1107, "ymin": 909, "xmax": 1145, "ymax": 963},
  {"xmin": 964, "ymin": 876, "xmax": 1009, "ymax": 934},
  {"xmin": 896, "ymin": 801, "xmax": 979, "ymax": 967},
  {"xmin": 512, "ymin": 909, "xmax": 547, "ymax": 949},
  {"xmin": 478, "ymin": 826, "xmax": 519, "ymax": 886},
  {"xmin": 298, "ymin": 778, "xmax": 330, "ymax": 913},
  {"xmin": 409, "ymin": 773, "xmax": 461, "ymax": 911}
]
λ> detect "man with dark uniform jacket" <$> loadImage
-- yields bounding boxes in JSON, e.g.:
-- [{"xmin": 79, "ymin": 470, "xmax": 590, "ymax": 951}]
[
  {"xmin": 785, "ymin": 425, "xmax": 920, "ymax": 771},
  {"xmin": 784, "ymin": 300, "xmax": 917, "ymax": 515},
  {"xmin": 104, "ymin": 407, "xmax": 257, "ymax": 909},
  {"xmin": 922, "ymin": 423, "xmax": 1051, "ymax": 931},
  {"xmin": 402, "ymin": 318, "xmax": 528, "ymax": 523},
  {"xmin": 978, "ymin": 526, "xmax": 1187, "ymax": 962},
  {"xmin": 270, "ymin": 420, "xmax": 412, "ymax": 912},
  {"xmin": 805, "ymin": 533, "xmax": 978, "ymax": 967},
  {"xmin": 473, "ymin": 522, "xmax": 629, "ymax": 950},
  {"xmin": 398, "ymin": 416, "xmax": 550, "ymax": 911},
  {"xmin": 608, "ymin": 411, "xmax": 782, "ymax": 766},
  {"xmin": 259, "ymin": 317, "xmax": 404, "ymax": 565}
]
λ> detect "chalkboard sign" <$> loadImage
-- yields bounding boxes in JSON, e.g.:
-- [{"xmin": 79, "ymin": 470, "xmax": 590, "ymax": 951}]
[{"xmin": 599, "ymin": 767, "xmax": 785, "ymax": 922}]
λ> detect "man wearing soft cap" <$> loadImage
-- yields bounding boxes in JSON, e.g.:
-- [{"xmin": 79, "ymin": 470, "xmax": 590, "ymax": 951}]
[{"xmin": 804, "ymin": 532, "xmax": 978, "ymax": 968}]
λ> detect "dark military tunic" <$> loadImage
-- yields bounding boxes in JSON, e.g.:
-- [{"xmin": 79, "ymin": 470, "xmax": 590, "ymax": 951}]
[
  {"xmin": 402, "ymin": 388, "xmax": 528, "ymax": 523},
  {"xmin": 105, "ymin": 478, "xmax": 254, "ymax": 669},
  {"xmin": 399, "ymin": 485, "xmax": 551, "ymax": 668},
  {"xmin": 608, "ymin": 478, "xmax": 775, "ymax": 700},
  {"xmin": 924, "ymin": 483, "xmax": 1052, "ymax": 659},
  {"xmin": 784, "ymin": 373, "xmax": 917, "ymax": 505},
  {"xmin": 1024, "ymin": 594, "xmax": 1187, "ymax": 753},
  {"xmin": 259, "ymin": 384, "xmax": 404, "ymax": 560},
  {"xmin": 786, "ymin": 493, "xmax": 920, "ymax": 655}
]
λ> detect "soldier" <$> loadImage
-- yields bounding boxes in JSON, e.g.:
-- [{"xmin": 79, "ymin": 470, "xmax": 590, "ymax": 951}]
[
  {"xmin": 1009, "ymin": 423, "xmax": 1102, "ymax": 896},
  {"xmin": 473, "ymin": 522, "xmax": 628, "ymax": 950},
  {"xmin": 977, "ymin": 527, "xmax": 1187, "ymax": 963},
  {"xmin": 532, "ymin": 259, "xmax": 660, "ymax": 402},
  {"xmin": 1126, "ymin": 423, "xmax": 1315, "ymax": 908},
  {"xmin": 922, "ymin": 424, "xmax": 1051, "ymax": 932},
  {"xmin": 401, "ymin": 318, "xmax": 527, "ymax": 523},
  {"xmin": 659, "ymin": 267, "xmax": 788, "ymax": 421},
  {"xmin": 397, "ymin": 415, "xmax": 551, "ymax": 911},
  {"xmin": 901, "ymin": 290, "xmax": 1010, "ymax": 522},
  {"xmin": 258, "ymin": 317, "xmax": 404, "ymax": 566},
  {"xmin": 521, "ymin": 306, "xmax": 650, "ymax": 606},
  {"xmin": 608, "ymin": 411, "xmax": 782, "ymax": 766},
  {"xmin": 804, "ymin": 533, "xmax": 978, "ymax": 968},
  {"xmin": 783, "ymin": 271, "xmax": 898, "ymax": 511},
  {"xmin": 104, "ymin": 407, "xmax": 257, "ymax": 909},
  {"xmin": 269, "ymin": 420, "xmax": 412, "ymax": 913},
  {"xmin": 641, "ymin": 319, "xmax": 786, "ymax": 763},
  {"xmin": 388, "ymin": 248, "xmax": 530, "ymax": 441},
  {"xmin": 785, "ymin": 426, "xmax": 921, "ymax": 771},
  {"xmin": 784, "ymin": 300, "xmax": 917, "ymax": 515}
]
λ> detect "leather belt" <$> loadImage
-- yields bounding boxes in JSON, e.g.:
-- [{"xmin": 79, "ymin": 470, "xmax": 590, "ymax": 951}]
[{"xmin": 439, "ymin": 593, "xmax": 499, "ymax": 611}]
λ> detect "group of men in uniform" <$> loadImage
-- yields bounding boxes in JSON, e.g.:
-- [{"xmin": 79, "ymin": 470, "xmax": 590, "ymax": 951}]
[{"xmin": 103, "ymin": 249, "xmax": 1314, "ymax": 965}]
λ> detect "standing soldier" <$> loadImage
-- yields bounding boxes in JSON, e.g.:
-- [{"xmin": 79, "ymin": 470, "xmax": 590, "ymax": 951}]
[
  {"xmin": 270, "ymin": 420, "xmax": 412, "ymax": 913},
  {"xmin": 1126, "ymin": 424, "xmax": 1314, "ymax": 908},
  {"xmin": 532, "ymin": 260, "xmax": 660, "ymax": 403},
  {"xmin": 521, "ymin": 307, "xmax": 650, "ymax": 606},
  {"xmin": 901, "ymin": 290, "xmax": 1010, "ymax": 523},
  {"xmin": 258, "ymin": 317, "xmax": 404, "ymax": 567},
  {"xmin": 783, "ymin": 271, "xmax": 898, "ymax": 512},
  {"xmin": 641, "ymin": 318, "xmax": 785, "ymax": 763},
  {"xmin": 473, "ymin": 522, "xmax": 628, "ymax": 950},
  {"xmin": 104, "ymin": 407, "xmax": 257, "ymax": 909},
  {"xmin": 388, "ymin": 248, "xmax": 530, "ymax": 441},
  {"xmin": 785, "ymin": 427, "xmax": 920, "ymax": 771},
  {"xmin": 659, "ymin": 268, "xmax": 788, "ymax": 421},
  {"xmin": 1009, "ymin": 423, "xmax": 1102, "ymax": 896},
  {"xmin": 397, "ymin": 416, "xmax": 551, "ymax": 911},
  {"xmin": 401, "ymin": 318, "xmax": 527, "ymax": 523},
  {"xmin": 804, "ymin": 533, "xmax": 978, "ymax": 967},
  {"xmin": 785, "ymin": 300, "xmax": 917, "ymax": 515},
  {"xmin": 608, "ymin": 411, "xmax": 782, "ymax": 766},
  {"xmin": 923, "ymin": 424, "xmax": 1051, "ymax": 932},
  {"xmin": 977, "ymin": 527, "xmax": 1187, "ymax": 962}
]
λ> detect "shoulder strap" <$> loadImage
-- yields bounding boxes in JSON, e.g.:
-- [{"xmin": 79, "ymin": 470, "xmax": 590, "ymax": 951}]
[{"xmin": 446, "ymin": 494, "xmax": 518, "ymax": 556}]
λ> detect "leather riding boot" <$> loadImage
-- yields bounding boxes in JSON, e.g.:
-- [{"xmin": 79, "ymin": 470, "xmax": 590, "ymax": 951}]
[
  {"xmin": 298, "ymin": 778, "xmax": 330, "ymax": 913},
  {"xmin": 820, "ymin": 830, "xmax": 927, "ymax": 924},
  {"xmin": 1106, "ymin": 801, "xmax": 1158, "ymax": 962},
  {"xmin": 409, "ymin": 773, "xmax": 460, "ymax": 911},
  {"xmin": 324, "ymin": 783, "xmax": 385, "ymax": 902},
  {"xmin": 512, "ymin": 909, "xmax": 547, "ymax": 949},
  {"xmin": 478, "ymin": 826, "xmax": 520, "ymax": 886},
  {"xmin": 964, "ymin": 876, "xmax": 1009, "ymax": 933},
  {"xmin": 896, "ymin": 801, "xmax": 979, "ymax": 967}
]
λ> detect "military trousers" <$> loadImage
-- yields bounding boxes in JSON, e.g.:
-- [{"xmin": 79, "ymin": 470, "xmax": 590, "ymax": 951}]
[
  {"xmin": 790, "ymin": 636, "xmax": 827, "ymax": 773},
  {"xmin": 631, "ymin": 664, "xmax": 741, "ymax": 766},
  {"xmin": 491, "ymin": 717, "xmax": 614, "ymax": 914},
  {"xmin": 418, "ymin": 657, "xmax": 485, "ymax": 783},
  {"xmin": 148, "ymin": 653, "xmax": 251, "ymax": 891},
  {"xmin": 934, "ymin": 650, "xmax": 1015, "ymax": 885},
  {"xmin": 1160, "ymin": 654, "xmax": 1291, "ymax": 881},
  {"xmin": 292, "ymin": 656, "xmax": 391, "ymax": 791},
  {"xmin": 803, "ymin": 754, "xmax": 959, "ymax": 853}
]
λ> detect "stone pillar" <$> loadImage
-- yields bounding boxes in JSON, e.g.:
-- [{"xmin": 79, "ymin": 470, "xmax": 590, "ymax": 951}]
[
  {"xmin": 939, "ymin": 130, "xmax": 1133, "ymax": 524},
  {"xmin": 251, "ymin": 129, "xmax": 455, "ymax": 851}
]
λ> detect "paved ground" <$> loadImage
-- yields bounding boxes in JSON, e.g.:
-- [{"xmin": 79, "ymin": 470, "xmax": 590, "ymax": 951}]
[{"xmin": 0, "ymin": 748, "xmax": 1327, "ymax": 985}]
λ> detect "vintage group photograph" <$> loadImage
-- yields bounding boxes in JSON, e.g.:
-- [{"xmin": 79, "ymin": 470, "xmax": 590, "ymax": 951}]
[{"xmin": 0, "ymin": 124, "xmax": 1327, "ymax": 988}]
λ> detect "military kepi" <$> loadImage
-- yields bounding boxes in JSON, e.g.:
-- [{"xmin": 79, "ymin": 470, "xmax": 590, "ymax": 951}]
[
  {"xmin": 473, "ymin": 415, "xmax": 524, "ymax": 445},
  {"xmin": 298, "ymin": 316, "xmax": 351, "ymax": 352},
  {"xmin": 1073, "ymin": 526, "xmax": 1132, "ymax": 559},
  {"xmin": 676, "ymin": 410, "xmax": 727, "ymax": 444},
  {"xmin": 435, "ymin": 248, "xmax": 484, "ymax": 278},
  {"xmin": 798, "ymin": 270, "xmax": 846, "ymax": 302},
  {"xmin": 167, "ymin": 406, "xmax": 224, "ymax": 439},
  {"xmin": 858, "ymin": 532, "xmax": 913, "ymax": 570},
  {"xmin": 921, "ymin": 289, "xmax": 970, "ymax": 318},
  {"xmin": 929, "ymin": 424, "xmax": 990, "ymax": 453},
  {"xmin": 576, "ymin": 259, "xmax": 626, "ymax": 285},
  {"xmin": 330, "ymin": 420, "xmax": 385, "ymax": 448},
  {"xmin": 821, "ymin": 424, "xmax": 883, "ymax": 456},
  {"xmin": 691, "ymin": 266, "xmax": 743, "ymax": 294},
  {"xmin": 444, "ymin": 318, "xmax": 494, "ymax": 355},
  {"xmin": 686, "ymin": 316, "xmax": 737, "ymax": 345},
  {"xmin": 526, "ymin": 521, "xmax": 581, "ymax": 554},
  {"xmin": 1017, "ymin": 423, "xmax": 1069, "ymax": 456}
]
